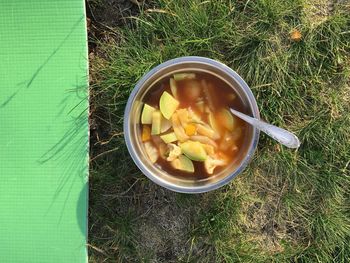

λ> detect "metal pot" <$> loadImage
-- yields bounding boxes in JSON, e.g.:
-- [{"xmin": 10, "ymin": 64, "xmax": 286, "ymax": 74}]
[{"xmin": 124, "ymin": 56, "xmax": 260, "ymax": 193}]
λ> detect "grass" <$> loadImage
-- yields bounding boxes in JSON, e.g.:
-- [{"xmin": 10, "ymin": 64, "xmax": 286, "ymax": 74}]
[{"xmin": 88, "ymin": 0, "xmax": 350, "ymax": 262}]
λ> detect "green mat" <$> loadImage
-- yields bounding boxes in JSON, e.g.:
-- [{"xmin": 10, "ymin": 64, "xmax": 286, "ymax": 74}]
[{"xmin": 0, "ymin": 1, "xmax": 88, "ymax": 262}]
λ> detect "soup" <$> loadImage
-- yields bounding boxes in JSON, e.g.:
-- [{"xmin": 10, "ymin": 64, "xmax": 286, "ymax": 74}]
[{"xmin": 139, "ymin": 72, "xmax": 248, "ymax": 179}]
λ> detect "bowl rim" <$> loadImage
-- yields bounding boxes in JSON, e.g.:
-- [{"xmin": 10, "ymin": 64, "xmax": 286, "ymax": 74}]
[{"xmin": 124, "ymin": 56, "xmax": 260, "ymax": 193}]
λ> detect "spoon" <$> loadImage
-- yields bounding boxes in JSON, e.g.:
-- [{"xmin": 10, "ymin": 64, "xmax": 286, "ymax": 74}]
[{"xmin": 230, "ymin": 108, "xmax": 300, "ymax": 149}]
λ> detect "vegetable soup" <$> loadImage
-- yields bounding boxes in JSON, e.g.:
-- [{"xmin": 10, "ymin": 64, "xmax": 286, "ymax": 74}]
[{"xmin": 140, "ymin": 72, "xmax": 248, "ymax": 179}]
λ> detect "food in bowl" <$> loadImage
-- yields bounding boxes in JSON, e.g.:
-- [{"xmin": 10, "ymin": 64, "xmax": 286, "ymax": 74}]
[{"xmin": 140, "ymin": 72, "xmax": 248, "ymax": 179}]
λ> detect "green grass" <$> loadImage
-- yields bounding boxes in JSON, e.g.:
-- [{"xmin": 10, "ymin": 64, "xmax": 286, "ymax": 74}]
[{"xmin": 88, "ymin": 0, "xmax": 350, "ymax": 262}]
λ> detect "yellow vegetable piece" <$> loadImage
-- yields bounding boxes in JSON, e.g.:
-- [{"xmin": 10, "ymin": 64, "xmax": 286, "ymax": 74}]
[
  {"xmin": 176, "ymin": 108, "xmax": 189, "ymax": 127},
  {"xmin": 171, "ymin": 155, "xmax": 194, "ymax": 173},
  {"xmin": 196, "ymin": 123, "xmax": 219, "ymax": 140},
  {"xmin": 180, "ymin": 140, "xmax": 207, "ymax": 162},
  {"xmin": 217, "ymin": 108, "xmax": 236, "ymax": 131},
  {"xmin": 173, "ymin": 73, "xmax": 196, "ymax": 81},
  {"xmin": 141, "ymin": 104, "xmax": 156, "ymax": 124},
  {"xmin": 159, "ymin": 91, "xmax": 179, "ymax": 120},
  {"xmin": 171, "ymin": 112, "xmax": 189, "ymax": 142},
  {"xmin": 185, "ymin": 124, "xmax": 196, "ymax": 136},
  {"xmin": 203, "ymin": 144, "xmax": 215, "ymax": 155},
  {"xmin": 160, "ymin": 132, "xmax": 178, "ymax": 144},
  {"xmin": 190, "ymin": 135, "xmax": 217, "ymax": 148},
  {"xmin": 188, "ymin": 108, "xmax": 203, "ymax": 124},
  {"xmin": 151, "ymin": 111, "xmax": 162, "ymax": 135},
  {"xmin": 160, "ymin": 117, "xmax": 172, "ymax": 133},
  {"xmin": 141, "ymin": 125, "xmax": 151, "ymax": 142},
  {"xmin": 208, "ymin": 110, "xmax": 221, "ymax": 135}
]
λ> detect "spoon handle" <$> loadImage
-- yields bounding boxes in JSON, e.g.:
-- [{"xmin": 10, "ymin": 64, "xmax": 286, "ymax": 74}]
[{"xmin": 230, "ymin": 109, "xmax": 300, "ymax": 149}]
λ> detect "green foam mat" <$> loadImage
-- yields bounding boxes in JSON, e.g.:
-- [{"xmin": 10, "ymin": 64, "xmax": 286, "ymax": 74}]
[{"xmin": 0, "ymin": 1, "xmax": 88, "ymax": 262}]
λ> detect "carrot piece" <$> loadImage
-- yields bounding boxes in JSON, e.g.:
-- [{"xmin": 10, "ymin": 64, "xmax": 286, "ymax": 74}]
[
  {"xmin": 185, "ymin": 124, "xmax": 196, "ymax": 136},
  {"xmin": 142, "ymin": 125, "xmax": 151, "ymax": 142}
]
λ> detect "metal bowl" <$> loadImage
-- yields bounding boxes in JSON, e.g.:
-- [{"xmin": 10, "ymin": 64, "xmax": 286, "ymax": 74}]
[{"xmin": 124, "ymin": 56, "xmax": 260, "ymax": 193}]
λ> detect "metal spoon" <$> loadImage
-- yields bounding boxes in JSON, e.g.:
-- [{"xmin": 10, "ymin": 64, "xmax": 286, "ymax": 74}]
[{"xmin": 230, "ymin": 108, "xmax": 300, "ymax": 149}]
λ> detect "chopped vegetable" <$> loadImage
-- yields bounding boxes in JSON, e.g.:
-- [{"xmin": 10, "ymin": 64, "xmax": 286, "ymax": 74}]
[
  {"xmin": 196, "ymin": 100, "xmax": 205, "ymax": 113},
  {"xmin": 169, "ymin": 78, "xmax": 178, "ymax": 99},
  {"xmin": 201, "ymin": 79, "xmax": 215, "ymax": 111},
  {"xmin": 177, "ymin": 108, "xmax": 190, "ymax": 127},
  {"xmin": 158, "ymin": 143, "xmax": 168, "ymax": 159},
  {"xmin": 171, "ymin": 112, "xmax": 189, "ymax": 142},
  {"xmin": 159, "ymin": 91, "xmax": 179, "ymax": 120},
  {"xmin": 160, "ymin": 117, "xmax": 172, "ymax": 133},
  {"xmin": 166, "ymin": 143, "xmax": 182, "ymax": 161},
  {"xmin": 173, "ymin": 73, "xmax": 196, "ymax": 81},
  {"xmin": 141, "ymin": 104, "xmax": 156, "ymax": 124},
  {"xmin": 151, "ymin": 111, "xmax": 162, "ymax": 135},
  {"xmin": 185, "ymin": 123, "xmax": 197, "ymax": 136},
  {"xmin": 180, "ymin": 140, "xmax": 207, "ymax": 162},
  {"xmin": 208, "ymin": 111, "xmax": 220, "ymax": 134},
  {"xmin": 171, "ymin": 155, "xmax": 194, "ymax": 173},
  {"xmin": 217, "ymin": 108, "xmax": 236, "ymax": 131},
  {"xmin": 141, "ymin": 125, "xmax": 151, "ymax": 142},
  {"xmin": 204, "ymin": 155, "xmax": 228, "ymax": 174},
  {"xmin": 190, "ymin": 135, "xmax": 217, "ymax": 148},
  {"xmin": 144, "ymin": 141, "xmax": 159, "ymax": 163},
  {"xmin": 188, "ymin": 108, "xmax": 204, "ymax": 124},
  {"xmin": 203, "ymin": 144, "xmax": 215, "ymax": 155},
  {"xmin": 196, "ymin": 123, "xmax": 219, "ymax": 140},
  {"xmin": 183, "ymin": 80, "xmax": 201, "ymax": 101},
  {"xmin": 160, "ymin": 132, "xmax": 178, "ymax": 144}
]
